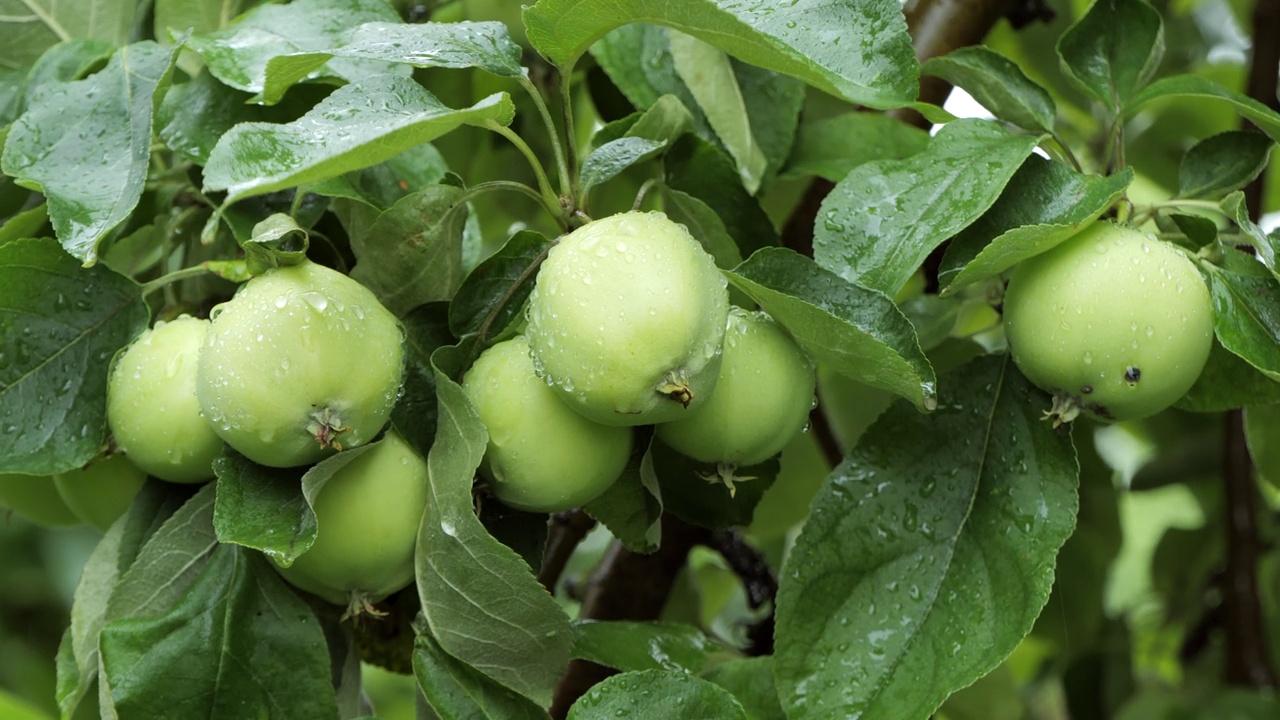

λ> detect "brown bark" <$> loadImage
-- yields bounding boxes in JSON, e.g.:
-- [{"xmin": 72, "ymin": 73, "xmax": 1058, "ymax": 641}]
[
  {"xmin": 1243, "ymin": 0, "xmax": 1280, "ymax": 220},
  {"xmin": 1221, "ymin": 410, "xmax": 1277, "ymax": 688},
  {"xmin": 548, "ymin": 517, "xmax": 712, "ymax": 718},
  {"xmin": 1219, "ymin": 0, "xmax": 1280, "ymax": 690}
]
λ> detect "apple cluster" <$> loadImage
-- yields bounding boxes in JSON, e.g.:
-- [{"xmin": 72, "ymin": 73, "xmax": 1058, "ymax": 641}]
[
  {"xmin": 463, "ymin": 211, "xmax": 817, "ymax": 512},
  {"xmin": 3, "ymin": 261, "xmax": 426, "ymax": 611}
]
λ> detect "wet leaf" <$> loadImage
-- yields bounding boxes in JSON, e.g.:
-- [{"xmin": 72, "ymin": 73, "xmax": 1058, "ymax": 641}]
[
  {"xmin": 1177, "ymin": 131, "xmax": 1274, "ymax": 200},
  {"xmin": 726, "ymin": 248, "xmax": 936, "ymax": 412},
  {"xmin": 100, "ymin": 545, "xmax": 338, "ymax": 719},
  {"xmin": 0, "ymin": 238, "xmax": 148, "ymax": 475},
  {"xmin": 923, "ymin": 46, "xmax": 1056, "ymax": 132},
  {"xmin": 184, "ymin": 0, "xmax": 404, "ymax": 100},
  {"xmin": 813, "ymin": 119, "xmax": 1041, "ymax": 296},
  {"xmin": 203, "ymin": 75, "xmax": 514, "ymax": 204},
  {"xmin": 1, "ymin": 41, "xmax": 181, "ymax": 263},
  {"xmin": 566, "ymin": 669, "xmax": 748, "ymax": 719},
  {"xmin": 417, "ymin": 351, "xmax": 573, "ymax": 706},
  {"xmin": 938, "ymin": 157, "xmax": 1132, "ymax": 296},
  {"xmin": 1057, "ymin": 0, "xmax": 1163, "ymax": 113},
  {"xmin": 525, "ymin": 0, "xmax": 916, "ymax": 109},
  {"xmin": 775, "ymin": 355, "xmax": 1077, "ymax": 719}
]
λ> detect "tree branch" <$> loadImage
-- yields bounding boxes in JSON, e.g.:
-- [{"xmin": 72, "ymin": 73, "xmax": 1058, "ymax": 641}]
[
  {"xmin": 710, "ymin": 529, "xmax": 779, "ymax": 656},
  {"xmin": 538, "ymin": 510, "xmax": 597, "ymax": 593},
  {"xmin": 1219, "ymin": 0, "xmax": 1280, "ymax": 690},
  {"xmin": 549, "ymin": 517, "xmax": 712, "ymax": 718},
  {"xmin": 1243, "ymin": 0, "xmax": 1280, "ymax": 220},
  {"xmin": 1221, "ymin": 410, "xmax": 1277, "ymax": 688}
]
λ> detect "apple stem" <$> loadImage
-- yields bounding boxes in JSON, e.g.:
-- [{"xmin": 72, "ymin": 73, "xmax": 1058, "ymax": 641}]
[{"xmin": 657, "ymin": 371, "xmax": 693, "ymax": 407}]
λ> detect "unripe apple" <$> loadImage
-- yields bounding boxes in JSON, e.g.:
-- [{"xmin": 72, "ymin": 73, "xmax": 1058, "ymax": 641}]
[{"xmin": 526, "ymin": 211, "xmax": 730, "ymax": 426}]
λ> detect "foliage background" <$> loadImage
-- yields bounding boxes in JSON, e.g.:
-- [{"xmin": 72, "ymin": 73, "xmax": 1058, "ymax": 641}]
[{"xmin": 2, "ymin": 0, "xmax": 1280, "ymax": 718}]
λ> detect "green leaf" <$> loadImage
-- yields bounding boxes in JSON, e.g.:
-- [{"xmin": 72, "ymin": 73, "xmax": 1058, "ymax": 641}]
[
  {"xmin": 349, "ymin": 184, "xmax": 468, "ymax": 317},
  {"xmin": 660, "ymin": 188, "xmax": 743, "ymax": 270},
  {"xmin": 572, "ymin": 620, "xmax": 722, "ymax": 674},
  {"xmin": 567, "ymin": 669, "xmax": 749, "ymax": 719},
  {"xmin": 59, "ymin": 485, "xmax": 215, "ymax": 715},
  {"xmin": 413, "ymin": 629, "xmax": 551, "ymax": 720},
  {"xmin": 184, "ymin": 0, "xmax": 404, "ymax": 99},
  {"xmin": 59, "ymin": 484, "xmax": 198, "ymax": 717},
  {"xmin": 1177, "ymin": 131, "xmax": 1274, "ymax": 200},
  {"xmin": 652, "ymin": 439, "xmax": 778, "ymax": 531},
  {"xmin": 775, "ymin": 355, "xmax": 1077, "ymax": 719},
  {"xmin": 938, "ymin": 157, "xmax": 1133, "ymax": 296},
  {"xmin": 158, "ymin": 71, "xmax": 304, "ymax": 166},
  {"xmin": 391, "ymin": 302, "xmax": 454, "ymax": 458},
  {"xmin": 154, "ymin": 0, "xmax": 255, "ymax": 40},
  {"xmin": 701, "ymin": 657, "xmax": 786, "ymax": 720},
  {"xmin": 1175, "ymin": 340, "xmax": 1280, "ymax": 412},
  {"xmin": 581, "ymin": 137, "xmax": 667, "ymax": 191},
  {"xmin": 1057, "ymin": 0, "xmax": 1164, "ymax": 112},
  {"xmin": 0, "ymin": 204, "xmax": 49, "ymax": 246},
  {"xmin": 105, "ymin": 484, "xmax": 219, "ymax": 621},
  {"xmin": 1219, "ymin": 191, "xmax": 1280, "ymax": 276},
  {"xmin": 1245, "ymin": 404, "xmax": 1280, "ymax": 489},
  {"xmin": 308, "ymin": 143, "xmax": 449, "ymax": 211},
  {"xmin": 813, "ymin": 119, "xmax": 1042, "ymax": 296},
  {"xmin": 1205, "ymin": 265, "xmax": 1280, "ymax": 382},
  {"xmin": 21, "ymin": 38, "xmax": 114, "ymax": 106},
  {"xmin": 782, "ymin": 112, "xmax": 928, "ymax": 182},
  {"xmin": 727, "ymin": 248, "xmax": 935, "ymax": 412},
  {"xmin": 262, "ymin": 19, "xmax": 527, "ymax": 105},
  {"xmin": 524, "ymin": 0, "xmax": 917, "ymax": 109},
  {"xmin": 240, "ymin": 213, "xmax": 309, "ymax": 274},
  {"xmin": 922, "ymin": 46, "xmax": 1056, "ymax": 132},
  {"xmin": 590, "ymin": 25, "xmax": 705, "ymax": 127},
  {"xmin": 203, "ymin": 75, "xmax": 514, "ymax": 204},
  {"xmin": 581, "ymin": 94, "xmax": 694, "ymax": 192},
  {"xmin": 665, "ymin": 135, "xmax": 777, "ymax": 258},
  {"xmin": 0, "ymin": 67, "xmax": 23, "ymax": 124},
  {"xmin": 0, "ymin": 0, "xmax": 134, "ymax": 69},
  {"xmin": 590, "ymin": 23, "xmax": 803, "ymax": 185},
  {"xmin": 418, "ymin": 354, "xmax": 573, "ymax": 706},
  {"xmin": 0, "ymin": 238, "xmax": 148, "ymax": 475},
  {"xmin": 258, "ymin": 21, "xmax": 527, "ymax": 104},
  {"xmin": 1, "ymin": 41, "xmax": 180, "ymax": 263},
  {"xmin": 669, "ymin": 31, "xmax": 766, "ymax": 193},
  {"xmin": 1168, "ymin": 213, "xmax": 1219, "ymax": 249},
  {"xmin": 448, "ymin": 230, "xmax": 552, "ymax": 339},
  {"xmin": 583, "ymin": 441, "xmax": 663, "ymax": 553},
  {"xmin": 100, "ymin": 545, "xmax": 339, "ymax": 720},
  {"xmin": 1126, "ymin": 74, "xmax": 1280, "ymax": 143},
  {"xmin": 212, "ymin": 451, "xmax": 314, "ymax": 565}
]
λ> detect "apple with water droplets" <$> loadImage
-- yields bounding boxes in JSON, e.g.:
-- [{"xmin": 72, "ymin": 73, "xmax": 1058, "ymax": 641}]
[
  {"xmin": 657, "ymin": 307, "xmax": 816, "ymax": 469},
  {"xmin": 464, "ymin": 335, "xmax": 632, "ymax": 512},
  {"xmin": 108, "ymin": 316, "xmax": 224, "ymax": 483},
  {"xmin": 525, "ymin": 211, "xmax": 730, "ymax": 426},
  {"xmin": 272, "ymin": 430, "xmax": 428, "ymax": 611},
  {"xmin": 196, "ymin": 261, "xmax": 405, "ymax": 468},
  {"xmin": 1003, "ymin": 221, "xmax": 1214, "ymax": 424}
]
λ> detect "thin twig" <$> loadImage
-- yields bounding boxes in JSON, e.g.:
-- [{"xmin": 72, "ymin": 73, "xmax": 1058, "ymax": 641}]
[
  {"xmin": 709, "ymin": 529, "xmax": 779, "ymax": 656},
  {"xmin": 537, "ymin": 510, "xmax": 596, "ymax": 593}
]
